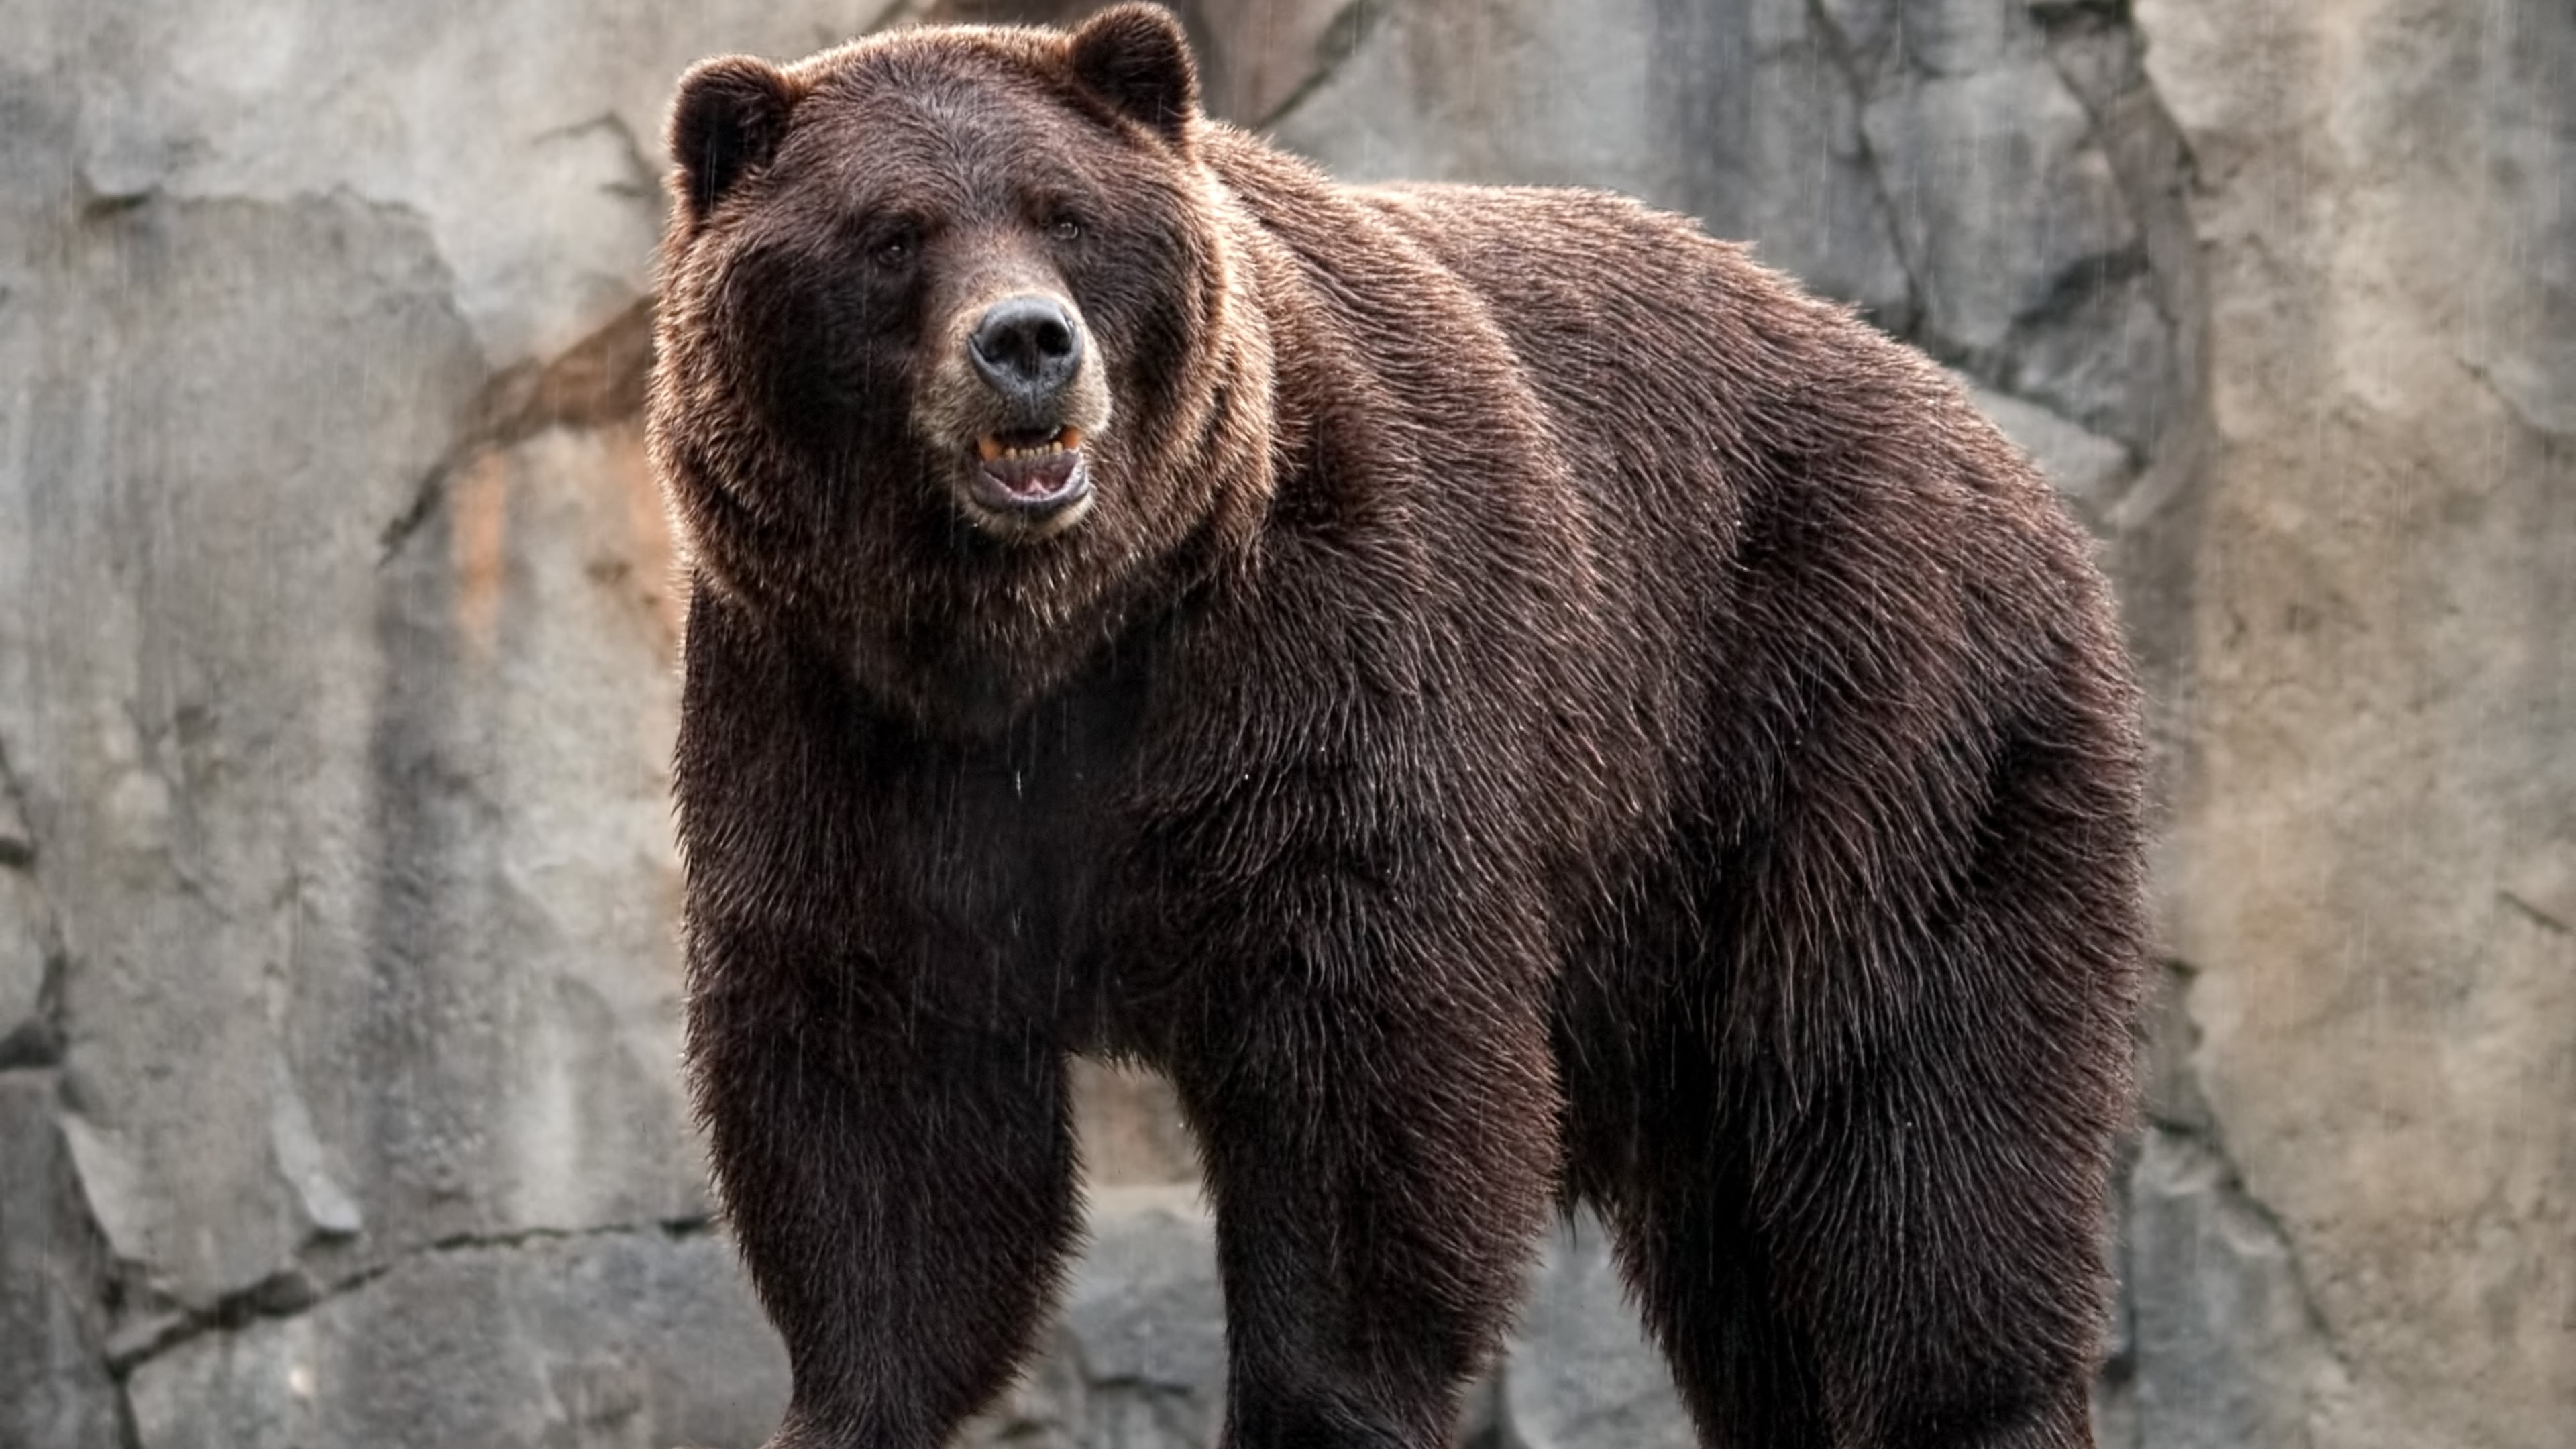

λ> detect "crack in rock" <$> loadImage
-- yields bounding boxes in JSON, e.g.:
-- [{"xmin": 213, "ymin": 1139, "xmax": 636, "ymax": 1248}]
[
  {"xmin": 2110, "ymin": 962, "xmax": 2354, "ymax": 1448},
  {"xmin": 0, "ymin": 732, "xmax": 68, "ymax": 1070},
  {"xmin": 2499, "ymin": 843, "xmax": 2576, "ymax": 934},
  {"xmin": 377, "ymin": 297, "xmax": 657, "ymax": 563},
  {"xmin": 105, "ymin": 1214, "xmax": 717, "ymax": 1376},
  {"xmin": 2031, "ymin": 3, "xmax": 2212, "ymax": 535},
  {"xmin": 1803, "ymin": 0, "xmax": 1928, "ymax": 339},
  {"xmin": 0, "ymin": 733, "xmax": 34, "ymax": 870},
  {"xmin": 0, "ymin": 1070, "xmax": 131, "ymax": 1449},
  {"xmin": 532, "ymin": 111, "xmax": 662, "ymax": 203},
  {"xmin": 1255, "ymin": 0, "xmax": 1391, "ymax": 131},
  {"xmin": 2501, "ymin": 893, "xmax": 2572, "ymax": 935}
]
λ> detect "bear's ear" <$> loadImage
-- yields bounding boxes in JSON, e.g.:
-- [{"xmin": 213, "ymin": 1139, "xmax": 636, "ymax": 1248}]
[
  {"xmin": 1067, "ymin": 3, "xmax": 1199, "ymax": 146},
  {"xmin": 668, "ymin": 56, "xmax": 800, "ymax": 222}
]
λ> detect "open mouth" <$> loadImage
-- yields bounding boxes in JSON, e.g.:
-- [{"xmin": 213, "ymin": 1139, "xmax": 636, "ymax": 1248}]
[{"xmin": 967, "ymin": 424, "xmax": 1091, "ymax": 516}]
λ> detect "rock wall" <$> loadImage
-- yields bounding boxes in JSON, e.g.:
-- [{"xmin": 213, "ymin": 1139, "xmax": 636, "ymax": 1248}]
[
  {"xmin": 2125, "ymin": 3, "xmax": 2575, "ymax": 1446},
  {"xmin": 0, "ymin": 5, "xmax": 881, "ymax": 1444},
  {"xmin": 1, "ymin": 2, "xmax": 2565, "ymax": 1447}
]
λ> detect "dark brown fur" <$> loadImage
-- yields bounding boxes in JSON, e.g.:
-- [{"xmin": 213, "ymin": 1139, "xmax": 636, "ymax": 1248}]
[{"xmin": 649, "ymin": 8, "xmax": 2147, "ymax": 1448}]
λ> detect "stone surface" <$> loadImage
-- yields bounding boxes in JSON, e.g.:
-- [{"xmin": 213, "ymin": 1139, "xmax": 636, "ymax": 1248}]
[
  {"xmin": 1071, "ymin": 1060, "xmax": 1201, "ymax": 1187},
  {"xmin": 966, "ymin": 1189, "xmax": 1232, "ymax": 1449},
  {"xmin": 124, "ymin": 1228, "xmax": 790, "ymax": 1449},
  {"xmin": 0, "ymin": 1072, "xmax": 124, "ymax": 1449},
  {"xmin": 2121, "ymin": 1128, "xmax": 2344, "ymax": 1449},
  {"xmin": 5, "ymin": 187, "xmax": 706, "ymax": 1307},
  {"xmin": 1270, "ymin": 0, "xmax": 1914, "ymax": 330},
  {"xmin": 0, "ymin": 759, "xmax": 30, "ymax": 866},
  {"xmin": 1960, "ymin": 374, "xmax": 2135, "ymax": 508},
  {"xmin": 41, "ymin": 0, "xmax": 908, "ymax": 365},
  {"xmin": 1500, "ymin": 1222, "xmax": 1694, "ymax": 1449},
  {"xmin": 1268, "ymin": 0, "xmax": 2181, "ymax": 453},
  {"xmin": 0, "ymin": 0, "xmax": 908, "ymax": 1435},
  {"xmin": 930, "ymin": 0, "xmax": 1348, "ymax": 124},
  {"xmin": 2131, "ymin": 1, "xmax": 2576, "ymax": 1446},
  {"xmin": 0, "ymin": 869, "xmax": 50, "ymax": 1064},
  {"xmin": 2090, "ymin": 965, "xmax": 2347, "ymax": 1449}
]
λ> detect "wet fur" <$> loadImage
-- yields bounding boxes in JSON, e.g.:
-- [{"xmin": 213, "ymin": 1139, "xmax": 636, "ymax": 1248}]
[{"xmin": 651, "ymin": 7, "xmax": 2147, "ymax": 1448}]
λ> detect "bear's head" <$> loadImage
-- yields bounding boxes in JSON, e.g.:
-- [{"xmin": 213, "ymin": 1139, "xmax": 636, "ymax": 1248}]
[{"xmin": 649, "ymin": 4, "xmax": 1275, "ymax": 732}]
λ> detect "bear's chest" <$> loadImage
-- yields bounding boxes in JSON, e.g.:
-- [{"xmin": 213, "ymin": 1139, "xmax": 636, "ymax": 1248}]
[{"xmin": 846, "ymin": 671, "xmax": 1154, "ymax": 1036}]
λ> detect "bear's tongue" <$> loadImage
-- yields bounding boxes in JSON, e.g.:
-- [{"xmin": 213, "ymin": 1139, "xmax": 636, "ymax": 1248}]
[{"xmin": 974, "ymin": 426, "xmax": 1083, "ymax": 500}]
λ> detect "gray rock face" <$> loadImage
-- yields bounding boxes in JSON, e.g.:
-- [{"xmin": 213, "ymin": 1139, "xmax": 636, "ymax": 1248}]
[
  {"xmin": 1271, "ymin": 0, "xmax": 2178, "ymax": 453},
  {"xmin": 1498, "ymin": 1224, "xmax": 1694, "ymax": 1449},
  {"xmin": 0, "ymin": 1073, "xmax": 123, "ymax": 1449},
  {"xmin": 3, "ymin": 1, "xmax": 2567, "ymax": 1446},
  {"xmin": 965, "ymin": 1189, "xmax": 1231, "ymax": 1449},
  {"xmin": 124, "ymin": 1228, "xmax": 789, "ymax": 1449},
  {"xmin": 2121, "ymin": 1128, "xmax": 2339, "ymax": 1449},
  {"xmin": 1271, "ymin": 0, "xmax": 1914, "ymax": 329},
  {"xmin": 2125, "ymin": 1, "xmax": 2576, "ymax": 1444},
  {"xmin": 0, "ymin": 870, "xmax": 52, "ymax": 1067},
  {"xmin": 0, "ymin": 1, "xmax": 895, "ymax": 1438}
]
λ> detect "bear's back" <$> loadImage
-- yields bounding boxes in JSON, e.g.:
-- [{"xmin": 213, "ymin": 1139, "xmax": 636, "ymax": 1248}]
[
  {"xmin": 1195, "ymin": 133, "xmax": 2129, "ymax": 985},
  {"xmin": 1199, "ymin": 128, "xmax": 2078, "ymax": 638}
]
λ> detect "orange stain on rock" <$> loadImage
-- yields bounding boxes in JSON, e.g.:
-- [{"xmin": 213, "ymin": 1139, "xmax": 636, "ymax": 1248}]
[
  {"xmin": 595, "ymin": 421, "xmax": 684, "ymax": 663},
  {"xmin": 448, "ymin": 450, "xmax": 511, "ymax": 661}
]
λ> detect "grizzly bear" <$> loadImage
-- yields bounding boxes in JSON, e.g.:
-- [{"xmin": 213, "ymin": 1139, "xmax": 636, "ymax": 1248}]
[{"xmin": 648, "ymin": 6, "xmax": 2146, "ymax": 1448}]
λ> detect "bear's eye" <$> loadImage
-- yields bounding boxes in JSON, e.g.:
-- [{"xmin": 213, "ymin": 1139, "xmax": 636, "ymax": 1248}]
[
  {"xmin": 1046, "ymin": 214, "xmax": 1083, "ymax": 244},
  {"xmin": 871, "ymin": 229, "xmax": 916, "ymax": 270}
]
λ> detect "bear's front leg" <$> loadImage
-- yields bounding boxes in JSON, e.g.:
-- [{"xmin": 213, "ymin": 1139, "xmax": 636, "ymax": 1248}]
[
  {"xmin": 1167, "ymin": 951, "xmax": 1562, "ymax": 1449},
  {"xmin": 688, "ymin": 963, "xmax": 1079, "ymax": 1449}
]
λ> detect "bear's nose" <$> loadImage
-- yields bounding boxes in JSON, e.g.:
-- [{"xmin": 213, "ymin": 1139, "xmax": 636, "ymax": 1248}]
[{"xmin": 968, "ymin": 295, "xmax": 1085, "ymax": 407}]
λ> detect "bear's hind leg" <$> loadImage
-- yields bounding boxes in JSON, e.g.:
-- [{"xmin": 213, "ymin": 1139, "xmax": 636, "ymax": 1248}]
[
  {"xmin": 1604, "ymin": 1022, "xmax": 2105, "ymax": 1449},
  {"xmin": 1590, "ymin": 1042, "xmax": 1831, "ymax": 1449},
  {"xmin": 1739, "ymin": 1024, "xmax": 2112, "ymax": 1449},
  {"xmin": 1739, "ymin": 708, "xmax": 2137, "ymax": 1448}
]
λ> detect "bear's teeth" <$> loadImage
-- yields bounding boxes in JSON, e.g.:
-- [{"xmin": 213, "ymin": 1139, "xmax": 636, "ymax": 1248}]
[{"xmin": 978, "ymin": 432, "xmax": 1079, "ymax": 464}]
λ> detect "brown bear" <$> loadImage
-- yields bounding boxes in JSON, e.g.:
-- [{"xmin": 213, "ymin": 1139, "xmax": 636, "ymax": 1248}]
[{"xmin": 647, "ymin": 7, "xmax": 2147, "ymax": 1448}]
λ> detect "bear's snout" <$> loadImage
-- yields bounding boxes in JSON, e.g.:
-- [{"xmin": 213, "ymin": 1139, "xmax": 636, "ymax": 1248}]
[
  {"xmin": 969, "ymin": 295, "xmax": 1085, "ymax": 410},
  {"xmin": 914, "ymin": 279, "xmax": 1114, "ymax": 543}
]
